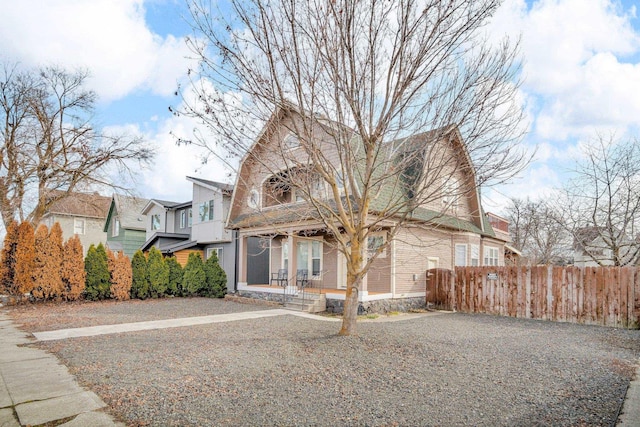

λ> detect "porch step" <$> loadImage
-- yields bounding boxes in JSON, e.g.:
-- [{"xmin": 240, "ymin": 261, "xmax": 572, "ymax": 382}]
[{"xmin": 284, "ymin": 294, "xmax": 326, "ymax": 313}]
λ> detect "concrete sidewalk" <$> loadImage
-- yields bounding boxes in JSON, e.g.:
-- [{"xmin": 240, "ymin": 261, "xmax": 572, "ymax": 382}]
[{"xmin": 0, "ymin": 313, "xmax": 122, "ymax": 427}]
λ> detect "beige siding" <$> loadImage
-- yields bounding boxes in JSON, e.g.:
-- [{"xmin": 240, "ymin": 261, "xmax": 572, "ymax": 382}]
[
  {"xmin": 321, "ymin": 238, "xmax": 338, "ymax": 290},
  {"xmin": 366, "ymin": 254, "xmax": 391, "ymax": 293}
]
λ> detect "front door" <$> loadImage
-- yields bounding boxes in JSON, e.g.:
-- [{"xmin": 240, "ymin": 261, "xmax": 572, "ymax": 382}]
[{"xmin": 246, "ymin": 237, "xmax": 270, "ymax": 285}]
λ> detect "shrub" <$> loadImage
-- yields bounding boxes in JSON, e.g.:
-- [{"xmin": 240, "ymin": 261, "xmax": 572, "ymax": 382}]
[
  {"xmin": 61, "ymin": 235, "xmax": 85, "ymax": 301},
  {"xmin": 147, "ymin": 247, "xmax": 169, "ymax": 298},
  {"xmin": 182, "ymin": 252, "xmax": 205, "ymax": 296},
  {"xmin": 130, "ymin": 250, "xmax": 149, "ymax": 299},
  {"xmin": 32, "ymin": 223, "xmax": 64, "ymax": 300},
  {"xmin": 165, "ymin": 256, "xmax": 183, "ymax": 296},
  {"xmin": 203, "ymin": 251, "xmax": 227, "ymax": 298},
  {"xmin": 108, "ymin": 250, "xmax": 132, "ymax": 301},
  {"xmin": 0, "ymin": 221, "xmax": 19, "ymax": 295},
  {"xmin": 15, "ymin": 222, "xmax": 35, "ymax": 296},
  {"xmin": 84, "ymin": 243, "xmax": 110, "ymax": 300}
]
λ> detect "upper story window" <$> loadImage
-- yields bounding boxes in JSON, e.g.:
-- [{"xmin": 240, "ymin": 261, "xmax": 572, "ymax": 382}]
[
  {"xmin": 151, "ymin": 214, "xmax": 161, "ymax": 230},
  {"xmin": 180, "ymin": 208, "xmax": 192, "ymax": 228},
  {"xmin": 199, "ymin": 200, "xmax": 214, "ymax": 222},
  {"xmin": 112, "ymin": 217, "xmax": 120, "ymax": 237},
  {"xmin": 484, "ymin": 246, "xmax": 499, "ymax": 266},
  {"xmin": 284, "ymin": 133, "xmax": 300, "ymax": 150},
  {"xmin": 248, "ymin": 189, "xmax": 260, "ymax": 209},
  {"xmin": 73, "ymin": 218, "xmax": 85, "ymax": 235},
  {"xmin": 471, "ymin": 244, "xmax": 480, "ymax": 266}
]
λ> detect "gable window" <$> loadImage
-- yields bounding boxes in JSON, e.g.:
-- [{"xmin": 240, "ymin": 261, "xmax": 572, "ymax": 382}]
[
  {"xmin": 455, "ymin": 244, "xmax": 467, "ymax": 266},
  {"xmin": 284, "ymin": 133, "xmax": 300, "ymax": 150},
  {"xmin": 112, "ymin": 218, "xmax": 120, "ymax": 237},
  {"xmin": 471, "ymin": 244, "xmax": 480, "ymax": 266},
  {"xmin": 180, "ymin": 208, "xmax": 192, "ymax": 229},
  {"xmin": 73, "ymin": 218, "xmax": 85, "ymax": 235},
  {"xmin": 248, "ymin": 189, "xmax": 260, "ymax": 209},
  {"xmin": 206, "ymin": 247, "xmax": 223, "ymax": 265},
  {"xmin": 199, "ymin": 200, "xmax": 214, "ymax": 222},
  {"xmin": 367, "ymin": 234, "xmax": 386, "ymax": 259},
  {"xmin": 296, "ymin": 240, "xmax": 322, "ymax": 277},
  {"xmin": 484, "ymin": 246, "xmax": 499, "ymax": 266},
  {"xmin": 151, "ymin": 214, "xmax": 161, "ymax": 230}
]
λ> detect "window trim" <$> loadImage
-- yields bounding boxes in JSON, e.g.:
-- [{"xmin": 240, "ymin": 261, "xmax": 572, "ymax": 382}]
[
  {"xmin": 367, "ymin": 233, "xmax": 387, "ymax": 259},
  {"xmin": 206, "ymin": 247, "xmax": 223, "ymax": 265},
  {"xmin": 296, "ymin": 239, "xmax": 323, "ymax": 278},
  {"xmin": 73, "ymin": 218, "xmax": 85, "ymax": 235},
  {"xmin": 112, "ymin": 217, "xmax": 120, "ymax": 237},
  {"xmin": 484, "ymin": 246, "xmax": 499, "ymax": 266},
  {"xmin": 180, "ymin": 208, "xmax": 192, "ymax": 229},
  {"xmin": 455, "ymin": 243, "xmax": 467, "ymax": 267},
  {"xmin": 284, "ymin": 133, "xmax": 300, "ymax": 150},
  {"xmin": 198, "ymin": 199, "xmax": 214, "ymax": 223},
  {"xmin": 151, "ymin": 214, "xmax": 161, "ymax": 231},
  {"xmin": 470, "ymin": 244, "xmax": 480, "ymax": 267}
]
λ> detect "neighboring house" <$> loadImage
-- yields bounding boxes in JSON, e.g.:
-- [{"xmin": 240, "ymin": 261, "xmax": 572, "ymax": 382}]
[
  {"xmin": 103, "ymin": 194, "xmax": 149, "ymax": 257},
  {"xmin": 227, "ymin": 106, "xmax": 508, "ymax": 312},
  {"xmin": 39, "ymin": 191, "xmax": 112, "ymax": 255},
  {"xmin": 486, "ymin": 212, "xmax": 521, "ymax": 265},
  {"xmin": 140, "ymin": 199, "xmax": 192, "ymax": 253},
  {"xmin": 140, "ymin": 177, "xmax": 237, "ymax": 292},
  {"xmin": 573, "ymin": 226, "xmax": 639, "ymax": 267}
]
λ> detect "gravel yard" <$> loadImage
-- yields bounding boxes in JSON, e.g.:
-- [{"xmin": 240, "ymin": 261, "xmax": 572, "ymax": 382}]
[{"xmin": 5, "ymin": 298, "xmax": 640, "ymax": 426}]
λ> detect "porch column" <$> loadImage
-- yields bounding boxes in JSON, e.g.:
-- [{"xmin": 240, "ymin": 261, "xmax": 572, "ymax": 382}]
[{"xmin": 238, "ymin": 235, "xmax": 247, "ymax": 284}]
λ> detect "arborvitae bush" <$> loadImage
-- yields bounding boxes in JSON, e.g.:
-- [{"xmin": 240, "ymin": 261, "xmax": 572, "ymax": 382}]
[
  {"xmin": 203, "ymin": 251, "xmax": 227, "ymax": 298},
  {"xmin": 15, "ymin": 222, "xmax": 35, "ymax": 296},
  {"xmin": 182, "ymin": 252, "xmax": 205, "ymax": 296},
  {"xmin": 130, "ymin": 250, "xmax": 149, "ymax": 299},
  {"xmin": 61, "ymin": 235, "xmax": 85, "ymax": 301},
  {"xmin": 32, "ymin": 223, "xmax": 64, "ymax": 300},
  {"xmin": 147, "ymin": 247, "xmax": 169, "ymax": 298},
  {"xmin": 84, "ymin": 243, "xmax": 110, "ymax": 300},
  {"xmin": 0, "ymin": 221, "xmax": 19, "ymax": 295},
  {"xmin": 108, "ymin": 250, "xmax": 132, "ymax": 301},
  {"xmin": 165, "ymin": 256, "xmax": 183, "ymax": 296}
]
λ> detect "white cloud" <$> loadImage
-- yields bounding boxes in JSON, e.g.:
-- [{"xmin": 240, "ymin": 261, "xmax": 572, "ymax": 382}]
[{"xmin": 0, "ymin": 0, "xmax": 193, "ymax": 102}]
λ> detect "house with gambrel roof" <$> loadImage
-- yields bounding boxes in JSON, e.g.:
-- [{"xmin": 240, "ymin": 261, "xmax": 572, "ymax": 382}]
[{"xmin": 227, "ymin": 106, "xmax": 509, "ymax": 312}]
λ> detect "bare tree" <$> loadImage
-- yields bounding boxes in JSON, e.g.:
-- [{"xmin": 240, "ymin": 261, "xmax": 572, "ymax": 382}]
[
  {"xmin": 0, "ymin": 64, "xmax": 153, "ymax": 228},
  {"xmin": 179, "ymin": 0, "xmax": 528, "ymax": 335},
  {"xmin": 504, "ymin": 198, "xmax": 570, "ymax": 265},
  {"xmin": 558, "ymin": 135, "xmax": 640, "ymax": 266}
]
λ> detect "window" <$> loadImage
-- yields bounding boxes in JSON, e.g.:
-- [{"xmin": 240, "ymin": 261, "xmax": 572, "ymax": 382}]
[
  {"xmin": 206, "ymin": 247, "xmax": 223, "ymax": 265},
  {"xmin": 282, "ymin": 241, "xmax": 289, "ymax": 271},
  {"xmin": 471, "ymin": 244, "xmax": 480, "ymax": 266},
  {"xmin": 484, "ymin": 246, "xmax": 499, "ymax": 266},
  {"xmin": 443, "ymin": 177, "xmax": 459, "ymax": 209},
  {"xmin": 199, "ymin": 200, "xmax": 214, "ymax": 222},
  {"xmin": 248, "ymin": 189, "xmax": 259, "ymax": 209},
  {"xmin": 296, "ymin": 240, "xmax": 322, "ymax": 277},
  {"xmin": 112, "ymin": 218, "xmax": 120, "ymax": 237},
  {"xmin": 151, "ymin": 214, "xmax": 161, "ymax": 230},
  {"xmin": 367, "ymin": 234, "xmax": 386, "ymax": 259},
  {"xmin": 180, "ymin": 208, "xmax": 193, "ymax": 228},
  {"xmin": 455, "ymin": 244, "xmax": 467, "ymax": 266},
  {"xmin": 73, "ymin": 218, "xmax": 85, "ymax": 235},
  {"xmin": 284, "ymin": 134, "xmax": 300, "ymax": 150}
]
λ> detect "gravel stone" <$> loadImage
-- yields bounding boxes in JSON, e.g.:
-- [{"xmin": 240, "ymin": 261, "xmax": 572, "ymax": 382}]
[{"xmin": 5, "ymin": 298, "xmax": 640, "ymax": 426}]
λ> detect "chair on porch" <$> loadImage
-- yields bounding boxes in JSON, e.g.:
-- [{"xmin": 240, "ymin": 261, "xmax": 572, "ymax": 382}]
[
  {"xmin": 271, "ymin": 269, "xmax": 288, "ymax": 287},
  {"xmin": 296, "ymin": 269, "xmax": 309, "ymax": 289}
]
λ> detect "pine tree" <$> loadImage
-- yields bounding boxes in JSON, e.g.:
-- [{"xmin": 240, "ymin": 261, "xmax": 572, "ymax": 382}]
[
  {"xmin": 61, "ymin": 235, "xmax": 85, "ymax": 301},
  {"xmin": 15, "ymin": 222, "xmax": 35, "ymax": 296},
  {"xmin": 130, "ymin": 250, "xmax": 149, "ymax": 299},
  {"xmin": 108, "ymin": 250, "xmax": 132, "ymax": 301},
  {"xmin": 0, "ymin": 221, "xmax": 19, "ymax": 295},
  {"xmin": 203, "ymin": 251, "xmax": 227, "ymax": 298},
  {"xmin": 147, "ymin": 247, "xmax": 169, "ymax": 298},
  {"xmin": 84, "ymin": 243, "xmax": 110, "ymax": 300},
  {"xmin": 182, "ymin": 252, "xmax": 205, "ymax": 296},
  {"xmin": 165, "ymin": 256, "xmax": 183, "ymax": 296}
]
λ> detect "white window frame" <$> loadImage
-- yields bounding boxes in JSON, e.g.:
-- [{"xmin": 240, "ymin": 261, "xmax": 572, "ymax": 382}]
[
  {"xmin": 206, "ymin": 247, "xmax": 223, "ymax": 265},
  {"xmin": 73, "ymin": 218, "xmax": 85, "ymax": 235},
  {"xmin": 484, "ymin": 246, "xmax": 499, "ymax": 266},
  {"xmin": 199, "ymin": 200, "xmax": 214, "ymax": 222},
  {"xmin": 470, "ymin": 244, "xmax": 480, "ymax": 266},
  {"xmin": 248, "ymin": 189, "xmax": 260, "ymax": 209},
  {"xmin": 151, "ymin": 214, "xmax": 161, "ymax": 231},
  {"xmin": 281, "ymin": 241, "xmax": 289, "ymax": 271},
  {"xmin": 180, "ymin": 208, "xmax": 192, "ymax": 229},
  {"xmin": 112, "ymin": 217, "xmax": 120, "ymax": 237},
  {"xmin": 455, "ymin": 244, "xmax": 467, "ymax": 267},
  {"xmin": 296, "ymin": 239, "xmax": 323, "ymax": 278},
  {"xmin": 367, "ymin": 233, "xmax": 387, "ymax": 259},
  {"xmin": 284, "ymin": 133, "xmax": 300, "ymax": 150}
]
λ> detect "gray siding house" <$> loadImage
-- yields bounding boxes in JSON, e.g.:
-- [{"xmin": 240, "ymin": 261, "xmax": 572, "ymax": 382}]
[
  {"xmin": 39, "ymin": 191, "xmax": 112, "ymax": 255},
  {"xmin": 140, "ymin": 199, "xmax": 192, "ymax": 252},
  {"xmin": 104, "ymin": 194, "xmax": 149, "ymax": 257}
]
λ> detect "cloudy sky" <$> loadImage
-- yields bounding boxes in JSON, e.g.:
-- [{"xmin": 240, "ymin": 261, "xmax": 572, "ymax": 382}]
[{"xmin": 1, "ymin": 0, "xmax": 639, "ymax": 213}]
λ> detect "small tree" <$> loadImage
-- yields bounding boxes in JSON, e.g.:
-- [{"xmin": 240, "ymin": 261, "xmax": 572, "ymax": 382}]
[
  {"xmin": 32, "ymin": 223, "xmax": 64, "ymax": 300},
  {"xmin": 0, "ymin": 221, "xmax": 19, "ymax": 295},
  {"xmin": 203, "ymin": 252, "xmax": 227, "ymax": 298},
  {"xmin": 84, "ymin": 243, "xmax": 110, "ymax": 300},
  {"xmin": 130, "ymin": 250, "xmax": 149, "ymax": 299},
  {"xmin": 61, "ymin": 235, "xmax": 85, "ymax": 301},
  {"xmin": 147, "ymin": 247, "xmax": 169, "ymax": 298},
  {"xmin": 165, "ymin": 256, "xmax": 184, "ymax": 296},
  {"xmin": 182, "ymin": 252, "xmax": 205, "ymax": 296},
  {"xmin": 14, "ymin": 221, "xmax": 35, "ymax": 296},
  {"xmin": 108, "ymin": 250, "xmax": 132, "ymax": 301}
]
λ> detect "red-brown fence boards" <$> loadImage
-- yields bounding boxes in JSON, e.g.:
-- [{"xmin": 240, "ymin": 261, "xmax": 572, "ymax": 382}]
[{"xmin": 426, "ymin": 266, "xmax": 640, "ymax": 329}]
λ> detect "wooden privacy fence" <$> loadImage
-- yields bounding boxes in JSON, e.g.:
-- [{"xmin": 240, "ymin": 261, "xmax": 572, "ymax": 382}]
[{"xmin": 426, "ymin": 266, "xmax": 640, "ymax": 329}]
